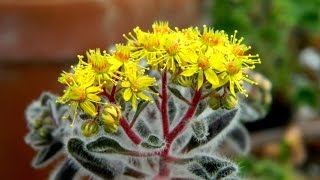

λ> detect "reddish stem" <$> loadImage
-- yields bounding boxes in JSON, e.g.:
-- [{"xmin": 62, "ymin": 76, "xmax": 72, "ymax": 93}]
[
  {"xmin": 157, "ymin": 160, "xmax": 170, "ymax": 178},
  {"xmin": 120, "ymin": 117, "xmax": 141, "ymax": 145},
  {"xmin": 101, "ymin": 88, "xmax": 111, "ymax": 99},
  {"xmin": 161, "ymin": 71, "xmax": 169, "ymax": 139},
  {"xmin": 108, "ymin": 85, "xmax": 117, "ymax": 103},
  {"xmin": 162, "ymin": 90, "xmax": 202, "ymax": 155}
]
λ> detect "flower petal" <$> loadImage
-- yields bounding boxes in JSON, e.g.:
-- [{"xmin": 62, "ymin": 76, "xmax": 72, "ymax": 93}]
[
  {"xmin": 229, "ymin": 80, "xmax": 235, "ymax": 95},
  {"xmin": 180, "ymin": 67, "xmax": 197, "ymax": 77},
  {"xmin": 204, "ymin": 69, "xmax": 219, "ymax": 86},
  {"xmin": 197, "ymin": 70, "xmax": 204, "ymax": 90},
  {"xmin": 132, "ymin": 94, "xmax": 137, "ymax": 110},
  {"xmin": 122, "ymin": 81, "xmax": 131, "ymax": 88},
  {"xmin": 137, "ymin": 92, "xmax": 151, "ymax": 101},
  {"xmin": 80, "ymin": 100, "xmax": 97, "ymax": 117},
  {"xmin": 87, "ymin": 94, "xmax": 101, "ymax": 102},
  {"xmin": 123, "ymin": 88, "xmax": 132, "ymax": 101}
]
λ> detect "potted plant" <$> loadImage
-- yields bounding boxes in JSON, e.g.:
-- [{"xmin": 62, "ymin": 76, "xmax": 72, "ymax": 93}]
[{"xmin": 25, "ymin": 21, "xmax": 265, "ymax": 179}]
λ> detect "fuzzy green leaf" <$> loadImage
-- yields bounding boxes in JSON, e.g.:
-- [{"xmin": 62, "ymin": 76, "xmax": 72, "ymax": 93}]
[
  {"xmin": 187, "ymin": 162, "xmax": 210, "ymax": 180},
  {"xmin": 191, "ymin": 120, "xmax": 208, "ymax": 141},
  {"xmin": 86, "ymin": 137, "xmax": 131, "ymax": 154},
  {"xmin": 215, "ymin": 166, "xmax": 238, "ymax": 180},
  {"xmin": 51, "ymin": 160, "xmax": 79, "ymax": 180},
  {"xmin": 195, "ymin": 101, "xmax": 207, "ymax": 116},
  {"xmin": 67, "ymin": 138, "xmax": 119, "ymax": 179},
  {"xmin": 67, "ymin": 138, "xmax": 147, "ymax": 179},
  {"xmin": 134, "ymin": 120, "xmax": 151, "ymax": 138},
  {"xmin": 189, "ymin": 155, "xmax": 239, "ymax": 179},
  {"xmin": 141, "ymin": 134, "xmax": 165, "ymax": 149},
  {"xmin": 195, "ymin": 156, "xmax": 231, "ymax": 176},
  {"xmin": 32, "ymin": 141, "xmax": 63, "ymax": 168},
  {"xmin": 40, "ymin": 92, "xmax": 55, "ymax": 106},
  {"xmin": 227, "ymin": 124, "xmax": 250, "ymax": 154},
  {"xmin": 182, "ymin": 109, "xmax": 238, "ymax": 152}
]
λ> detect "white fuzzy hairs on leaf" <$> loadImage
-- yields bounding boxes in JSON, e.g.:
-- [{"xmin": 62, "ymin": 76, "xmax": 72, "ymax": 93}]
[
  {"xmin": 187, "ymin": 107, "xmax": 241, "ymax": 155},
  {"xmin": 225, "ymin": 123, "xmax": 250, "ymax": 155},
  {"xmin": 170, "ymin": 126, "xmax": 193, "ymax": 154}
]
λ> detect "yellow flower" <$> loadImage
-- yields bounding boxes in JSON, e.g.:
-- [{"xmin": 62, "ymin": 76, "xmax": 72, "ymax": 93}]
[
  {"xmin": 226, "ymin": 30, "xmax": 261, "ymax": 70},
  {"xmin": 57, "ymin": 73, "xmax": 102, "ymax": 126},
  {"xmin": 150, "ymin": 31, "xmax": 197, "ymax": 72},
  {"xmin": 121, "ymin": 64, "xmax": 156, "ymax": 110},
  {"xmin": 182, "ymin": 27, "xmax": 200, "ymax": 41},
  {"xmin": 124, "ymin": 27, "xmax": 158, "ymax": 57},
  {"xmin": 152, "ymin": 21, "xmax": 171, "ymax": 34},
  {"xmin": 218, "ymin": 55, "xmax": 257, "ymax": 96},
  {"xmin": 201, "ymin": 25, "xmax": 228, "ymax": 48},
  {"xmin": 84, "ymin": 49, "xmax": 116, "ymax": 84},
  {"xmin": 58, "ymin": 59, "xmax": 92, "ymax": 85},
  {"xmin": 108, "ymin": 44, "xmax": 132, "ymax": 71},
  {"xmin": 213, "ymin": 31, "xmax": 261, "ymax": 96},
  {"xmin": 181, "ymin": 49, "xmax": 220, "ymax": 90}
]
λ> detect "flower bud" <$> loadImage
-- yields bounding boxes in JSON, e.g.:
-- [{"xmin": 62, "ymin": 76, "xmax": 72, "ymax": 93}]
[
  {"xmin": 32, "ymin": 118, "xmax": 43, "ymax": 129},
  {"xmin": 172, "ymin": 75, "xmax": 193, "ymax": 87},
  {"xmin": 222, "ymin": 94, "xmax": 238, "ymax": 110},
  {"xmin": 100, "ymin": 104, "xmax": 121, "ymax": 133},
  {"xmin": 81, "ymin": 120, "xmax": 99, "ymax": 137},
  {"xmin": 208, "ymin": 95, "xmax": 221, "ymax": 110},
  {"xmin": 37, "ymin": 127, "xmax": 50, "ymax": 139},
  {"xmin": 103, "ymin": 123, "xmax": 118, "ymax": 134},
  {"xmin": 42, "ymin": 116, "xmax": 53, "ymax": 125}
]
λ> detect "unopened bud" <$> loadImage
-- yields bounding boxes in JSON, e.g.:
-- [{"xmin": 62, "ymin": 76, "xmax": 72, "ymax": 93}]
[
  {"xmin": 42, "ymin": 116, "xmax": 53, "ymax": 125},
  {"xmin": 81, "ymin": 120, "xmax": 99, "ymax": 137},
  {"xmin": 101, "ymin": 104, "xmax": 121, "ymax": 123},
  {"xmin": 208, "ymin": 95, "xmax": 222, "ymax": 110},
  {"xmin": 32, "ymin": 118, "xmax": 42, "ymax": 129},
  {"xmin": 222, "ymin": 94, "xmax": 238, "ymax": 110},
  {"xmin": 37, "ymin": 127, "xmax": 50, "ymax": 139},
  {"xmin": 100, "ymin": 104, "xmax": 121, "ymax": 134},
  {"xmin": 173, "ymin": 75, "xmax": 193, "ymax": 87},
  {"xmin": 103, "ymin": 123, "xmax": 118, "ymax": 134}
]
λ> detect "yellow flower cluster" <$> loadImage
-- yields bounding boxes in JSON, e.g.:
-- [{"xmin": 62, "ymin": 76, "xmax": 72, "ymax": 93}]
[
  {"xmin": 124, "ymin": 22, "xmax": 260, "ymax": 93},
  {"xmin": 56, "ymin": 21, "xmax": 260, "ymax": 128}
]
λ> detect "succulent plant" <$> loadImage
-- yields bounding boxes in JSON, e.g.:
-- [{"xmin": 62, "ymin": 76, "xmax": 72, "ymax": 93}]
[{"xmin": 25, "ymin": 21, "xmax": 267, "ymax": 179}]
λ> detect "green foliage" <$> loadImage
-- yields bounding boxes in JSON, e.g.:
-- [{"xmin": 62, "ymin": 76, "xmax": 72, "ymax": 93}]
[
  {"xmin": 210, "ymin": 0, "xmax": 320, "ymax": 93},
  {"xmin": 237, "ymin": 156, "xmax": 299, "ymax": 180},
  {"xmin": 141, "ymin": 134, "xmax": 166, "ymax": 149}
]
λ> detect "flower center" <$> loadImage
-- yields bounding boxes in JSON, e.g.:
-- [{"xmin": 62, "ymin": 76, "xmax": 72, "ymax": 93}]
[
  {"xmin": 115, "ymin": 50, "xmax": 130, "ymax": 62},
  {"xmin": 197, "ymin": 56, "xmax": 210, "ymax": 70},
  {"xmin": 227, "ymin": 61, "xmax": 242, "ymax": 75},
  {"xmin": 165, "ymin": 42, "xmax": 179, "ymax": 55},
  {"xmin": 142, "ymin": 34, "xmax": 160, "ymax": 51},
  {"xmin": 69, "ymin": 87, "xmax": 86, "ymax": 102},
  {"xmin": 89, "ymin": 59, "xmax": 110, "ymax": 73},
  {"xmin": 232, "ymin": 45, "xmax": 245, "ymax": 56},
  {"xmin": 202, "ymin": 34, "xmax": 224, "ymax": 46},
  {"xmin": 131, "ymin": 81, "xmax": 140, "ymax": 92}
]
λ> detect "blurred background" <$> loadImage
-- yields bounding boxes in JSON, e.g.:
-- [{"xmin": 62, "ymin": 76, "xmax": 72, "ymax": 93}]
[{"xmin": 0, "ymin": 0, "xmax": 319, "ymax": 179}]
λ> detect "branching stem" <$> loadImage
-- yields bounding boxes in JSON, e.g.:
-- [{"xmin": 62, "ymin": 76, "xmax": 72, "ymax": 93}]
[
  {"xmin": 162, "ymin": 89, "xmax": 202, "ymax": 155},
  {"xmin": 120, "ymin": 117, "xmax": 141, "ymax": 144},
  {"xmin": 161, "ymin": 71, "xmax": 170, "ymax": 139}
]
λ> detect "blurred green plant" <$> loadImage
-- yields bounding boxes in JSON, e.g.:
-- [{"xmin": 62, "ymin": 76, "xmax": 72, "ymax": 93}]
[
  {"xmin": 237, "ymin": 155, "xmax": 301, "ymax": 180},
  {"xmin": 209, "ymin": 0, "xmax": 320, "ymax": 101}
]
